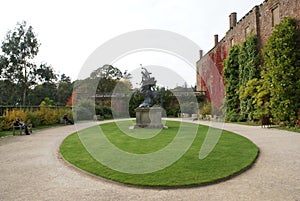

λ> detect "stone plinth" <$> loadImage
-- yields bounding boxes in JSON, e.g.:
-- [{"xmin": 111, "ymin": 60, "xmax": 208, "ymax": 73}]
[{"xmin": 134, "ymin": 106, "xmax": 164, "ymax": 129}]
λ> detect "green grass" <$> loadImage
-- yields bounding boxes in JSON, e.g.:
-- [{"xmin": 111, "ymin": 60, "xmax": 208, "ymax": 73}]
[
  {"xmin": 228, "ymin": 121, "xmax": 260, "ymax": 126},
  {"xmin": 230, "ymin": 121, "xmax": 300, "ymax": 133},
  {"xmin": 275, "ymin": 126, "xmax": 300, "ymax": 133},
  {"xmin": 60, "ymin": 120, "xmax": 259, "ymax": 187}
]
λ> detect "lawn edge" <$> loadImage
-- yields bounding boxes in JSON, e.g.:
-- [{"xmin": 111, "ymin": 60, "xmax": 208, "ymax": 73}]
[{"xmin": 59, "ymin": 121, "xmax": 260, "ymax": 189}]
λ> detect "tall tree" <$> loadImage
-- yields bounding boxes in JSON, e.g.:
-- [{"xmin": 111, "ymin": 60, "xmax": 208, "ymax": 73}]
[
  {"xmin": 90, "ymin": 64, "xmax": 124, "ymax": 94},
  {"xmin": 28, "ymin": 82, "xmax": 57, "ymax": 105},
  {"xmin": 60, "ymin": 73, "xmax": 71, "ymax": 83},
  {"xmin": 0, "ymin": 21, "xmax": 57, "ymax": 105},
  {"xmin": 0, "ymin": 80, "xmax": 19, "ymax": 105},
  {"xmin": 90, "ymin": 64, "xmax": 123, "ymax": 80},
  {"xmin": 56, "ymin": 74, "xmax": 73, "ymax": 106}
]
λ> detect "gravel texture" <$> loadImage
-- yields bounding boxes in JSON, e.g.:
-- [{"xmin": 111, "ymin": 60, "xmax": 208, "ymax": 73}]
[{"xmin": 0, "ymin": 119, "xmax": 299, "ymax": 201}]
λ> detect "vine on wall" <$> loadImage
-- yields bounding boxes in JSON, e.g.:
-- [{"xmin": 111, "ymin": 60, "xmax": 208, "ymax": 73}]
[
  {"xmin": 223, "ymin": 45, "xmax": 240, "ymax": 121},
  {"xmin": 259, "ymin": 17, "xmax": 300, "ymax": 125},
  {"xmin": 238, "ymin": 35, "xmax": 260, "ymax": 121},
  {"xmin": 223, "ymin": 17, "xmax": 300, "ymax": 126},
  {"xmin": 223, "ymin": 35, "xmax": 260, "ymax": 122}
]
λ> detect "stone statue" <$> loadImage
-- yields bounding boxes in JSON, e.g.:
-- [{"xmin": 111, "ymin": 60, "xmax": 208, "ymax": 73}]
[
  {"xmin": 133, "ymin": 67, "xmax": 165, "ymax": 129},
  {"xmin": 138, "ymin": 67, "xmax": 157, "ymax": 107}
]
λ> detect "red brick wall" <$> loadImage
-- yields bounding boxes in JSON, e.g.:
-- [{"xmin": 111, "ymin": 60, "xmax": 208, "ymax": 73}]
[
  {"xmin": 196, "ymin": 40, "xmax": 226, "ymax": 108},
  {"xmin": 196, "ymin": 0, "xmax": 300, "ymax": 106},
  {"xmin": 259, "ymin": 0, "xmax": 300, "ymax": 48},
  {"xmin": 226, "ymin": 6, "xmax": 260, "ymax": 48}
]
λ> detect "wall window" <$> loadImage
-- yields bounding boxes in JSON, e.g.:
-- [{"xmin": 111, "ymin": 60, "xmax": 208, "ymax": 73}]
[{"xmin": 272, "ymin": 6, "xmax": 280, "ymax": 27}]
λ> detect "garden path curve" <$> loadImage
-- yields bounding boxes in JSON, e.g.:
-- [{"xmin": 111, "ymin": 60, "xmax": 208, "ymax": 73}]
[{"xmin": 0, "ymin": 119, "xmax": 299, "ymax": 201}]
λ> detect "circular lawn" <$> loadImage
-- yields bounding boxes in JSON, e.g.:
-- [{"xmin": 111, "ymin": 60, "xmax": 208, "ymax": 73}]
[{"xmin": 60, "ymin": 120, "xmax": 259, "ymax": 187}]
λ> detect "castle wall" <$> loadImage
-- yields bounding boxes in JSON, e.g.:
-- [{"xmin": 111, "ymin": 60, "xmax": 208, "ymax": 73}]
[
  {"xmin": 259, "ymin": 0, "xmax": 300, "ymax": 48},
  {"xmin": 196, "ymin": 0, "xmax": 300, "ymax": 105},
  {"xmin": 196, "ymin": 40, "xmax": 226, "ymax": 107}
]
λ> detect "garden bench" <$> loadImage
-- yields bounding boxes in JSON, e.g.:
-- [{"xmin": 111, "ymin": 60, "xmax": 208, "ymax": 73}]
[
  {"xmin": 13, "ymin": 124, "xmax": 32, "ymax": 135},
  {"xmin": 61, "ymin": 115, "xmax": 74, "ymax": 125},
  {"xmin": 60, "ymin": 117, "xmax": 67, "ymax": 125},
  {"xmin": 94, "ymin": 115, "xmax": 104, "ymax": 121},
  {"xmin": 261, "ymin": 116, "xmax": 271, "ymax": 128}
]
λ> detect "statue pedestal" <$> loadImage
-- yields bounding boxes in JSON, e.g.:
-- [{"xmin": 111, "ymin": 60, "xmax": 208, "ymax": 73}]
[{"xmin": 134, "ymin": 107, "xmax": 164, "ymax": 129}]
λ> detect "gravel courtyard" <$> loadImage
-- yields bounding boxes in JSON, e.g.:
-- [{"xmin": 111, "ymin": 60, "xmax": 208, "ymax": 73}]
[{"xmin": 0, "ymin": 120, "xmax": 299, "ymax": 201}]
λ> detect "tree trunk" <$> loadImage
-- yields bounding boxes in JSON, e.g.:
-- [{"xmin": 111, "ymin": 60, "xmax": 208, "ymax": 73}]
[
  {"xmin": 23, "ymin": 87, "xmax": 27, "ymax": 106},
  {"xmin": 22, "ymin": 63, "xmax": 27, "ymax": 106}
]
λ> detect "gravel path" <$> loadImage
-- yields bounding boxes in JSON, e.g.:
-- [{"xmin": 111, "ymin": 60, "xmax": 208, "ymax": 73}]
[{"xmin": 0, "ymin": 120, "xmax": 299, "ymax": 201}]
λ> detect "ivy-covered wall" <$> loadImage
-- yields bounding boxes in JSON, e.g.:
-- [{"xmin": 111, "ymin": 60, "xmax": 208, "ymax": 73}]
[
  {"xmin": 197, "ymin": 41, "xmax": 226, "ymax": 108},
  {"xmin": 260, "ymin": 18, "xmax": 300, "ymax": 125},
  {"xmin": 222, "ymin": 18, "xmax": 300, "ymax": 125},
  {"xmin": 197, "ymin": 0, "xmax": 300, "ymax": 125},
  {"xmin": 197, "ymin": 0, "xmax": 300, "ymax": 98},
  {"xmin": 223, "ymin": 36, "xmax": 260, "ymax": 122}
]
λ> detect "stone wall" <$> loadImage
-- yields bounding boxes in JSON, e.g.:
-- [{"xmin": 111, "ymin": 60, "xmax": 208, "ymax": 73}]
[
  {"xmin": 196, "ymin": 40, "xmax": 226, "ymax": 107},
  {"xmin": 196, "ymin": 0, "xmax": 300, "ymax": 103},
  {"xmin": 259, "ymin": 0, "xmax": 300, "ymax": 48}
]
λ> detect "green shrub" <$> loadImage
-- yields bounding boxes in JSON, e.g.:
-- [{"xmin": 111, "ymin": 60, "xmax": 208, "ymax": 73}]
[
  {"xmin": 74, "ymin": 99, "xmax": 95, "ymax": 120},
  {"xmin": 180, "ymin": 102, "xmax": 198, "ymax": 115},
  {"xmin": 226, "ymin": 111, "xmax": 245, "ymax": 122},
  {"xmin": 26, "ymin": 110, "xmax": 41, "ymax": 127},
  {"xmin": 95, "ymin": 105, "xmax": 112, "ymax": 118},
  {"xmin": 0, "ymin": 107, "xmax": 73, "ymax": 131},
  {"xmin": 261, "ymin": 17, "xmax": 300, "ymax": 125},
  {"xmin": 38, "ymin": 107, "xmax": 58, "ymax": 125},
  {"xmin": 57, "ymin": 108, "xmax": 73, "ymax": 121},
  {"xmin": 166, "ymin": 104, "xmax": 180, "ymax": 117},
  {"xmin": 0, "ymin": 116, "xmax": 9, "ymax": 131},
  {"xmin": 1, "ymin": 109, "xmax": 27, "ymax": 130},
  {"xmin": 199, "ymin": 103, "xmax": 211, "ymax": 116}
]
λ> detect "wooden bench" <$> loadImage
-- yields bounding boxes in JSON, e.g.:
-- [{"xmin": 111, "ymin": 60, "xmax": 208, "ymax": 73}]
[
  {"xmin": 60, "ymin": 117, "xmax": 74, "ymax": 125},
  {"xmin": 261, "ymin": 116, "xmax": 271, "ymax": 128},
  {"xmin": 13, "ymin": 124, "xmax": 32, "ymax": 135},
  {"xmin": 60, "ymin": 118, "xmax": 67, "ymax": 125},
  {"xmin": 93, "ymin": 115, "xmax": 104, "ymax": 121}
]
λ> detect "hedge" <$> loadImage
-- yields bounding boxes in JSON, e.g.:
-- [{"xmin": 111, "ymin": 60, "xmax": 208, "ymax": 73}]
[{"xmin": 0, "ymin": 107, "xmax": 72, "ymax": 131}]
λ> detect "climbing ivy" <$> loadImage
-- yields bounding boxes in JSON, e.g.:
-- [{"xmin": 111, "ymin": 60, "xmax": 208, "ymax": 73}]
[
  {"xmin": 238, "ymin": 35, "xmax": 260, "ymax": 121},
  {"xmin": 223, "ymin": 45, "xmax": 240, "ymax": 121},
  {"xmin": 223, "ymin": 17, "xmax": 300, "ymax": 125},
  {"xmin": 251, "ymin": 77, "xmax": 272, "ymax": 121},
  {"xmin": 260, "ymin": 18, "xmax": 300, "ymax": 126},
  {"xmin": 223, "ymin": 35, "xmax": 260, "ymax": 122}
]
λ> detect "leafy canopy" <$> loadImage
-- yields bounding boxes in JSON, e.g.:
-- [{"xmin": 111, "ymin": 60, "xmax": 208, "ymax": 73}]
[{"xmin": 0, "ymin": 21, "xmax": 57, "ymax": 105}]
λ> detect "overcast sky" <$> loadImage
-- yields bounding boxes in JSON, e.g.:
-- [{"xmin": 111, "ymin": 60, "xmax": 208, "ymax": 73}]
[{"xmin": 0, "ymin": 0, "xmax": 264, "ymax": 87}]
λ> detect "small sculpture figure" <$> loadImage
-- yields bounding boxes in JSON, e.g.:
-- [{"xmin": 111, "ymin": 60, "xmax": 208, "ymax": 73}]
[
  {"xmin": 138, "ymin": 67, "xmax": 157, "ymax": 107},
  {"xmin": 133, "ymin": 66, "xmax": 165, "ymax": 129}
]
